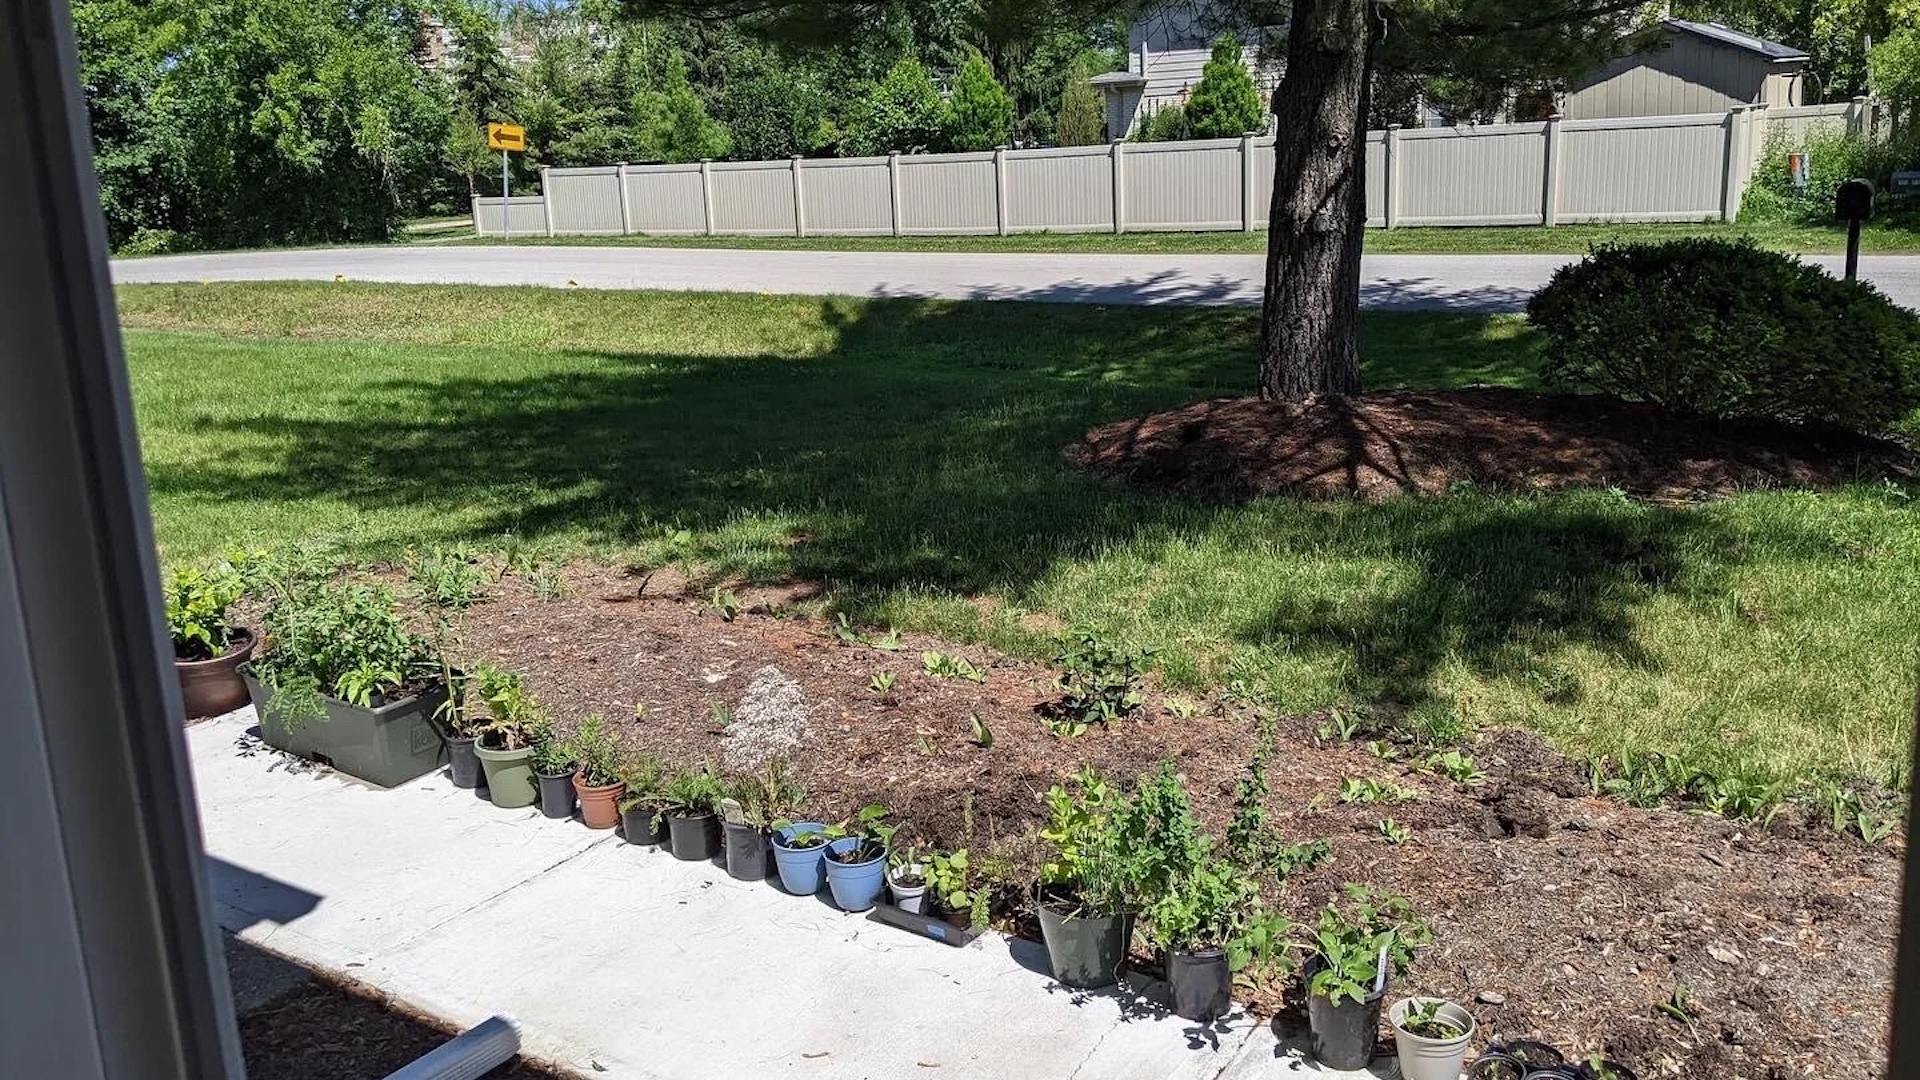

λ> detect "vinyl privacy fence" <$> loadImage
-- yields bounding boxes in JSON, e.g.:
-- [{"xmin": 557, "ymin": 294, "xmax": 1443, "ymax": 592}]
[{"xmin": 475, "ymin": 99, "xmax": 1873, "ymax": 238}]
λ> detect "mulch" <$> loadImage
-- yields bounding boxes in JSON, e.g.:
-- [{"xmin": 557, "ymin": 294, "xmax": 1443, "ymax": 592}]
[
  {"xmin": 1063, "ymin": 389, "xmax": 1918, "ymax": 502},
  {"xmin": 444, "ymin": 564, "xmax": 1903, "ymax": 1080},
  {"xmin": 238, "ymin": 977, "xmax": 570, "ymax": 1080}
]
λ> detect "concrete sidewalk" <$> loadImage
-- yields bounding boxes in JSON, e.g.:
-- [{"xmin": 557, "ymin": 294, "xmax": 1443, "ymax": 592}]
[{"xmin": 191, "ymin": 710, "xmax": 1388, "ymax": 1080}]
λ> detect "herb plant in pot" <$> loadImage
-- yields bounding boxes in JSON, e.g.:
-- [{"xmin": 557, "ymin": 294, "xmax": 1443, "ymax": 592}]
[
  {"xmin": 661, "ymin": 765, "xmax": 724, "ymax": 861},
  {"xmin": 1389, "ymin": 997, "xmax": 1476, "ymax": 1080},
  {"xmin": 771, "ymin": 818, "xmax": 830, "ymax": 895},
  {"xmin": 165, "ymin": 562, "xmax": 256, "ymax": 721},
  {"xmin": 246, "ymin": 577, "xmax": 449, "ymax": 788},
  {"xmin": 529, "ymin": 721, "xmax": 576, "ymax": 820},
  {"xmin": 721, "ymin": 760, "xmax": 804, "ymax": 882},
  {"xmin": 617, "ymin": 753, "xmax": 668, "ymax": 845},
  {"xmin": 470, "ymin": 665, "xmax": 546, "ymax": 809},
  {"xmin": 434, "ymin": 668, "xmax": 484, "ymax": 790},
  {"xmin": 821, "ymin": 804, "xmax": 896, "ymax": 912},
  {"xmin": 887, "ymin": 844, "xmax": 930, "ymax": 913},
  {"xmin": 1297, "ymin": 884, "xmax": 1431, "ymax": 1071},
  {"xmin": 565, "ymin": 715, "xmax": 626, "ymax": 830},
  {"xmin": 1035, "ymin": 768, "xmax": 1139, "ymax": 989}
]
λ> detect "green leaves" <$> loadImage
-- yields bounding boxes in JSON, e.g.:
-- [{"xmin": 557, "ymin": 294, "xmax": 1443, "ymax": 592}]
[
  {"xmin": 945, "ymin": 48, "xmax": 1014, "ymax": 152},
  {"xmin": 253, "ymin": 575, "xmax": 438, "ymax": 730},
  {"xmin": 163, "ymin": 562, "xmax": 246, "ymax": 660},
  {"xmin": 1046, "ymin": 631, "xmax": 1149, "ymax": 737},
  {"xmin": 921, "ymin": 650, "xmax": 987, "ymax": 683},
  {"xmin": 1298, "ymin": 885, "xmax": 1431, "ymax": 1006},
  {"xmin": 1184, "ymin": 34, "xmax": 1264, "ymax": 139}
]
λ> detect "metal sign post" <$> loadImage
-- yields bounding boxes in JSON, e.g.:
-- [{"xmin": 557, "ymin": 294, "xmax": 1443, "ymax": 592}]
[
  {"xmin": 486, "ymin": 123, "xmax": 526, "ymax": 242},
  {"xmin": 1836, "ymin": 177, "xmax": 1874, "ymax": 282}
]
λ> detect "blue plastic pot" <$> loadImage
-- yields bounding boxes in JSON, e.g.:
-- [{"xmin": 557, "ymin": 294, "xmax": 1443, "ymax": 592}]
[
  {"xmin": 771, "ymin": 822, "xmax": 829, "ymax": 896},
  {"xmin": 822, "ymin": 837, "xmax": 888, "ymax": 912}
]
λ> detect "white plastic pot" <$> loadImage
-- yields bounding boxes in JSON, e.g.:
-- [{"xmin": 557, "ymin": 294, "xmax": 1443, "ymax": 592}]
[
  {"xmin": 1388, "ymin": 997, "xmax": 1476, "ymax": 1080},
  {"xmin": 887, "ymin": 864, "xmax": 929, "ymax": 913}
]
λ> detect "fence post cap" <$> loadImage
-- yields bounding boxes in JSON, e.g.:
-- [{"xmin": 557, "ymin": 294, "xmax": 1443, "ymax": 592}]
[
  {"xmin": 1853, "ymin": 94, "xmax": 1871, "ymax": 104},
  {"xmin": 1386, "ymin": 122, "xmax": 1402, "ymax": 131},
  {"xmin": 1547, "ymin": 112, "xmax": 1564, "ymax": 122}
]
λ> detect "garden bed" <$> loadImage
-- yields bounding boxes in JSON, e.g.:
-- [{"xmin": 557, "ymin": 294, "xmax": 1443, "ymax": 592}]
[
  {"xmin": 1065, "ymin": 389, "xmax": 1917, "ymax": 502},
  {"xmin": 451, "ymin": 564, "xmax": 1901, "ymax": 1079}
]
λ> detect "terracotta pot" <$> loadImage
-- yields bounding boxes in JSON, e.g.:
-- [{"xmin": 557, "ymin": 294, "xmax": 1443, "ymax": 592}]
[
  {"xmin": 573, "ymin": 774, "xmax": 626, "ymax": 829},
  {"xmin": 176, "ymin": 628, "xmax": 256, "ymax": 721}
]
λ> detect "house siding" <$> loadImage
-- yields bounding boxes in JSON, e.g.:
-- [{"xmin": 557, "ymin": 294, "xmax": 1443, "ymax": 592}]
[{"xmin": 1565, "ymin": 32, "xmax": 1802, "ymax": 120}]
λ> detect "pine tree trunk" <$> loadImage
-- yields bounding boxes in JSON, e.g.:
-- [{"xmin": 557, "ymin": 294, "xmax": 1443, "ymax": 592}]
[{"xmin": 1260, "ymin": 0, "xmax": 1375, "ymax": 401}]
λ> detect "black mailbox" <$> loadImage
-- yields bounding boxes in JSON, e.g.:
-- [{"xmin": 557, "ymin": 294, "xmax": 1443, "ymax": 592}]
[{"xmin": 1837, "ymin": 178, "xmax": 1875, "ymax": 221}]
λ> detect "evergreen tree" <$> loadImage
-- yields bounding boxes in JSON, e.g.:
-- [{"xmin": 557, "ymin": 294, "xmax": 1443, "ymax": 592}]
[
  {"xmin": 945, "ymin": 48, "xmax": 1015, "ymax": 150},
  {"xmin": 1184, "ymin": 33, "xmax": 1263, "ymax": 139},
  {"xmin": 634, "ymin": 55, "xmax": 734, "ymax": 162},
  {"xmin": 1053, "ymin": 53, "xmax": 1108, "ymax": 146}
]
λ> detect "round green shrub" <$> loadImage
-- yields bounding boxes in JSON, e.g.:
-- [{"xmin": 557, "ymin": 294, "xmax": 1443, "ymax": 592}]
[{"xmin": 1526, "ymin": 238, "xmax": 1920, "ymax": 431}]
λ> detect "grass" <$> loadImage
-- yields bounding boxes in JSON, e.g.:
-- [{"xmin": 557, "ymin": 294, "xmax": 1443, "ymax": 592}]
[
  {"xmin": 118, "ymin": 281, "xmax": 1920, "ymax": 788},
  {"xmin": 445, "ymin": 218, "xmax": 1920, "ymax": 255}
]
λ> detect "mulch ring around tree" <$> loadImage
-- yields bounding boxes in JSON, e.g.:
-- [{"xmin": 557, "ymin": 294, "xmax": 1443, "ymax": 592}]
[
  {"xmin": 442, "ymin": 565, "xmax": 1902, "ymax": 1080},
  {"xmin": 1063, "ymin": 389, "xmax": 1919, "ymax": 502}
]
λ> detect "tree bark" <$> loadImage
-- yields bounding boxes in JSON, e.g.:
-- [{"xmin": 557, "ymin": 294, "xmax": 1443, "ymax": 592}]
[{"xmin": 1260, "ymin": 0, "xmax": 1375, "ymax": 401}]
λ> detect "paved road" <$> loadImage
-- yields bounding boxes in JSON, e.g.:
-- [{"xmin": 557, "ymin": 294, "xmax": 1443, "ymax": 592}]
[{"xmin": 111, "ymin": 244, "xmax": 1920, "ymax": 312}]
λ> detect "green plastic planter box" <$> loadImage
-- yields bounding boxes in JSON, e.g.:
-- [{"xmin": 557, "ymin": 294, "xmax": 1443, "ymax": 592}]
[{"xmin": 243, "ymin": 670, "xmax": 450, "ymax": 788}]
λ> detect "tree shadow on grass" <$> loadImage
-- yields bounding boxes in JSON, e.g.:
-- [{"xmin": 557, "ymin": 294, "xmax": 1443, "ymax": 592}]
[{"xmin": 144, "ymin": 293, "xmax": 1752, "ymax": 714}]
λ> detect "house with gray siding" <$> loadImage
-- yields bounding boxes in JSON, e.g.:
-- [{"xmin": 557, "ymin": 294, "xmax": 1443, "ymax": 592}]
[
  {"xmin": 1561, "ymin": 19, "xmax": 1809, "ymax": 120},
  {"xmin": 1090, "ymin": 2, "xmax": 1280, "ymax": 138}
]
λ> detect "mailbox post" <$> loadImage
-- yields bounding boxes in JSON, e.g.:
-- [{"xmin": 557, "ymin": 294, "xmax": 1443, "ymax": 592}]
[{"xmin": 1836, "ymin": 177, "xmax": 1874, "ymax": 282}]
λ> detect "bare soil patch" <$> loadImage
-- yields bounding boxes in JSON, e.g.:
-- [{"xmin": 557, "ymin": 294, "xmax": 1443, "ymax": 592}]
[
  {"xmin": 1065, "ymin": 389, "xmax": 1917, "ymax": 502},
  {"xmin": 444, "ymin": 564, "xmax": 1902, "ymax": 1079}
]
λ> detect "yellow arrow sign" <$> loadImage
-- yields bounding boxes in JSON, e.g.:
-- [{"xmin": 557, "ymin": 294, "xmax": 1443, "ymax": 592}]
[{"xmin": 487, "ymin": 122, "xmax": 525, "ymax": 152}]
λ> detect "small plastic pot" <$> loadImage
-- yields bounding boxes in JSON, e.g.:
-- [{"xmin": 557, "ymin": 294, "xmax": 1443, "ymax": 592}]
[
  {"xmin": 573, "ymin": 775, "xmax": 625, "ymax": 830},
  {"xmin": 1035, "ymin": 897, "xmax": 1131, "ymax": 989},
  {"xmin": 473, "ymin": 741, "xmax": 536, "ymax": 809},
  {"xmin": 1168, "ymin": 947, "xmax": 1231, "ymax": 1022},
  {"xmin": 536, "ymin": 769, "xmax": 576, "ymax": 820},
  {"xmin": 1580, "ymin": 1061, "xmax": 1638, "ymax": 1080},
  {"xmin": 448, "ymin": 735, "xmax": 482, "ymax": 790},
  {"xmin": 1388, "ymin": 997, "xmax": 1476, "ymax": 1080},
  {"xmin": 722, "ymin": 820, "xmax": 768, "ymax": 880},
  {"xmin": 888, "ymin": 864, "xmax": 929, "ymax": 913},
  {"xmin": 620, "ymin": 804, "xmax": 666, "ymax": 846},
  {"xmin": 1467, "ymin": 1054, "xmax": 1526, "ymax": 1080},
  {"xmin": 771, "ymin": 822, "xmax": 829, "ymax": 895},
  {"xmin": 1521, "ymin": 1070, "xmax": 1581, "ymax": 1080},
  {"xmin": 822, "ymin": 837, "xmax": 887, "ymax": 912},
  {"xmin": 1307, "ymin": 983, "xmax": 1386, "ymax": 1071},
  {"xmin": 667, "ymin": 812, "xmax": 721, "ymax": 861}
]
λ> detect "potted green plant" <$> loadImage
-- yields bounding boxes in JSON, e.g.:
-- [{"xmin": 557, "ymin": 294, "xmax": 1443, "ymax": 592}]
[
  {"xmin": 721, "ymin": 760, "xmax": 804, "ymax": 882},
  {"xmin": 1389, "ymin": 997, "xmax": 1477, "ymax": 1080},
  {"xmin": 565, "ymin": 715, "xmax": 626, "ymax": 830},
  {"xmin": 617, "ymin": 752, "xmax": 667, "ymax": 845},
  {"xmin": 821, "ymin": 804, "xmax": 896, "ymax": 912},
  {"xmin": 1297, "ymin": 885, "xmax": 1430, "ymax": 1071},
  {"xmin": 660, "ymin": 765, "xmax": 724, "ymax": 861},
  {"xmin": 434, "ymin": 667, "xmax": 484, "ymax": 790},
  {"xmin": 470, "ymin": 665, "xmax": 545, "ymax": 809},
  {"xmin": 926, "ymin": 848, "xmax": 983, "ymax": 928},
  {"xmin": 1035, "ymin": 768, "xmax": 1138, "ymax": 989},
  {"xmin": 772, "ymin": 817, "xmax": 831, "ymax": 895},
  {"xmin": 245, "ymin": 577, "xmax": 448, "ymax": 788},
  {"xmin": 165, "ymin": 562, "xmax": 256, "ymax": 721},
  {"xmin": 529, "ymin": 718, "xmax": 575, "ymax": 820},
  {"xmin": 887, "ymin": 843, "xmax": 930, "ymax": 913},
  {"xmin": 1126, "ymin": 763, "xmax": 1292, "ymax": 1022}
]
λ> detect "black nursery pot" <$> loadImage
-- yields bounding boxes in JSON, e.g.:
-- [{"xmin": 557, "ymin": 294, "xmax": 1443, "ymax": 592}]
[
  {"xmin": 1307, "ymin": 984, "xmax": 1386, "ymax": 1071},
  {"xmin": 537, "ymin": 769, "xmax": 576, "ymax": 820},
  {"xmin": 722, "ymin": 820, "xmax": 769, "ymax": 881},
  {"xmin": 667, "ymin": 812, "xmax": 721, "ymax": 861},
  {"xmin": 1167, "ymin": 947, "xmax": 1231, "ymax": 1022},
  {"xmin": 620, "ymin": 805, "xmax": 666, "ymax": 846},
  {"xmin": 448, "ymin": 736, "xmax": 482, "ymax": 790}
]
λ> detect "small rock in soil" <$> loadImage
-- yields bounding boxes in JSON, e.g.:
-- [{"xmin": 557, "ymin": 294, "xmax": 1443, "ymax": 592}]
[{"xmin": 1478, "ymin": 990, "xmax": 1507, "ymax": 1005}]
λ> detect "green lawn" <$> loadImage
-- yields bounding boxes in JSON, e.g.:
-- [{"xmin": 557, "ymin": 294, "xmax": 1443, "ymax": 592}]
[
  {"xmin": 447, "ymin": 218, "xmax": 1920, "ymax": 255},
  {"xmin": 118, "ymin": 281, "xmax": 1919, "ymax": 789}
]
